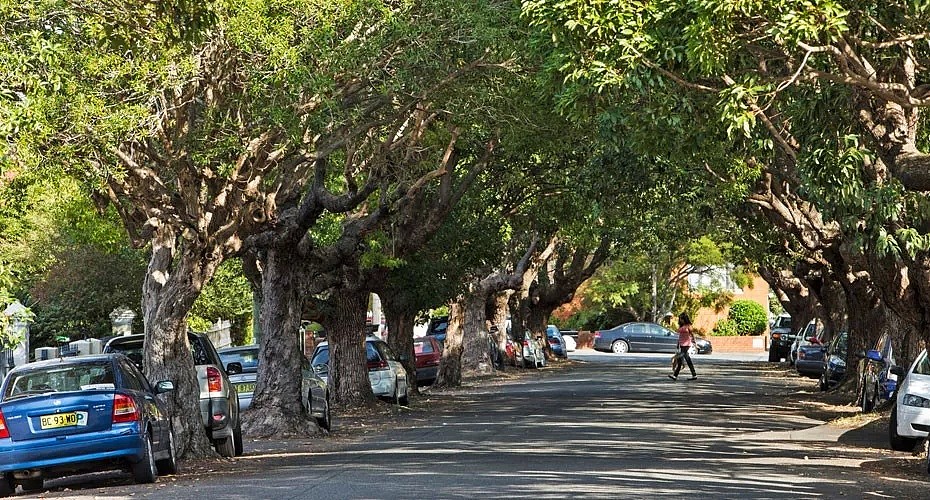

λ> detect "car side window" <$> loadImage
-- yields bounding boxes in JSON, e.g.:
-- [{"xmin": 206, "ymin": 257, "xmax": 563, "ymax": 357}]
[
  {"xmin": 118, "ymin": 359, "xmax": 146, "ymax": 392},
  {"xmin": 628, "ymin": 323, "xmax": 645, "ymax": 334},
  {"xmin": 311, "ymin": 347, "xmax": 330, "ymax": 366}
]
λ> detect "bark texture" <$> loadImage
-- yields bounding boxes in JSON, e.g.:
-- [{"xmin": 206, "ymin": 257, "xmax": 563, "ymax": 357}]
[
  {"xmin": 244, "ymin": 246, "xmax": 318, "ymax": 437},
  {"xmin": 434, "ymin": 303, "xmax": 465, "ymax": 387},
  {"xmin": 320, "ymin": 287, "xmax": 377, "ymax": 408},
  {"xmin": 461, "ymin": 292, "xmax": 493, "ymax": 376}
]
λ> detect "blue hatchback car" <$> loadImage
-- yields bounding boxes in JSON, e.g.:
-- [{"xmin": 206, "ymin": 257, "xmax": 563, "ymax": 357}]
[{"xmin": 0, "ymin": 354, "xmax": 177, "ymax": 495}]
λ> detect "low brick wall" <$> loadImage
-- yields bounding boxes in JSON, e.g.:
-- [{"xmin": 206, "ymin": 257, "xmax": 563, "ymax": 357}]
[{"xmin": 707, "ymin": 335, "xmax": 767, "ymax": 352}]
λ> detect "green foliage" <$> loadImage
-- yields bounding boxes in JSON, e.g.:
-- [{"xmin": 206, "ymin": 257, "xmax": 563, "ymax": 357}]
[
  {"xmin": 189, "ymin": 259, "xmax": 253, "ymax": 346},
  {"xmin": 712, "ymin": 318, "xmax": 738, "ymax": 337},
  {"xmin": 727, "ymin": 299, "xmax": 767, "ymax": 336}
]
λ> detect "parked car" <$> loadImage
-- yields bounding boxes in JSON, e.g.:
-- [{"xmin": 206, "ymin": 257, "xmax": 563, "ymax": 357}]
[
  {"xmin": 889, "ymin": 349, "xmax": 930, "ymax": 452},
  {"xmin": 413, "ymin": 336, "xmax": 442, "ymax": 386},
  {"xmin": 426, "ymin": 316, "xmax": 449, "ymax": 346},
  {"xmin": 516, "ymin": 331, "xmax": 546, "ymax": 368},
  {"xmin": 860, "ymin": 331, "xmax": 898, "ymax": 413},
  {"xmin": 593, "ymin": 322, "xmax": 680, "ymax": 354},
  {"xmin": 103, "ymin": 333, "xmax": 243, "ymax": 457},
  {"xmin": 795, "ymin": 343, "xmax": 827, "ymax": 378},
  {"xmin": 0, "ymin": 354, "xmax": 177, "ymax": 494},
  {"xmin": 310, "ymin": 336, "xmax": 410, "ymax": 405},
  {"xmin": 562, "ymin": 333, "xmax": 577, "ymax": 353},
  {"xmin": 217, "ymin": 345, "xmax": 331, "ymax": 430},
  {"xmin": 691, "ymin": 336, "xmax": 713, "ymax": 355},
  {"xmin": 546, "ymin": 325, "xmax": 568, "ymax": 358},
  {"xmin": 768, "ymin": 313, "xmax": 796, "ymax": 362},
  {"xmin": 788, "ymin": 320, "xmax": 824, "ymax": 365},
  {"xmin": 819, "ymin": 331, "xmax": 848, "ymax": 391}
]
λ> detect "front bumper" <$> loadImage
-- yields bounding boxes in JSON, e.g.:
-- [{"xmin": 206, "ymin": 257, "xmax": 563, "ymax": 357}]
[{"xmin": 898, "ymin": 403, "xmax": 930, "ymax": 438}]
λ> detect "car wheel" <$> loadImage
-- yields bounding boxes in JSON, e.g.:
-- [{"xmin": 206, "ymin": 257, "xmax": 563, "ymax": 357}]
[
  {"xmin": 611, "ymin": 340, "xmax": 630, "ymax": 354},
  {"xmin": 132, "ymin": 432, "xmax": 158, "ymax": 484},
  {"xmin": 819, "ymin": 374, "xmax": 828, "ymax": 391},
  {"xmin": 215, "ymin": 435, "xmax": 236, "ymax": 458},
  {"xmin": 688, "ymin": 345, "xmax": 697, "ymax": 356},
  {"xmin": 316, "ymin": 391, "xmax": 332, "ymax": 431},
  {"xmin": 19, "ymin": 478, "xmax": 42, "ymax": 492},
  {"xmin": 889, "ymin": 405, "xmax": 919, "ymax": 451},
  {"xmin": 0, "ymin": 474, "xmax": 12, "ymax": 497},
  {"xmin": 156, "ymin": 427, "xmax": 179, "ymax": 475},
  {"xmin": 768, "ymin": 347, "xmax": 779, "ymax": 362},
  {"xmin": 233, "ymin": 419, "xmax": 244, "ymax": 457}
]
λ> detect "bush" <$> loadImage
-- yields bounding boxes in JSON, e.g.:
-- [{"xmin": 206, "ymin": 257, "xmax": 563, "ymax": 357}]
[
  {"xmin": 727, "ymin": 300, "xmax": 768, "ymax": 335},
  {"xmin": 713, "ymin": 319, "xmax": 738, "ymax": 336}
]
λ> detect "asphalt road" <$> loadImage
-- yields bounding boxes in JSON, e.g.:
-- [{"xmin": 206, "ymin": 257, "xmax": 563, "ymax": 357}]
[{"xmin": 20, "ymin": 350, "xmax": 930, "ymax": 499}]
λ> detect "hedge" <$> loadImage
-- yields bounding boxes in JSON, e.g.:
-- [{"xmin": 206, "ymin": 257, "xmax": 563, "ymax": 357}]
[{"xmin": 728, "ymin": 300, "xmax": 768, "ymax": 335}]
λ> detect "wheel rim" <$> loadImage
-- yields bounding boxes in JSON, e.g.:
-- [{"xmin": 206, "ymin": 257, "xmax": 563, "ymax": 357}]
[{"xmin": 612, "ymin": 341, "xmax": 628, "ymax": 354}]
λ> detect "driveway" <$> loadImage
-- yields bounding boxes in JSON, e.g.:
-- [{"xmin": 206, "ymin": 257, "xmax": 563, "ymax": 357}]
[{"xmin": 18, "ymin": 352, "xmax": 930, "ymax": 499}]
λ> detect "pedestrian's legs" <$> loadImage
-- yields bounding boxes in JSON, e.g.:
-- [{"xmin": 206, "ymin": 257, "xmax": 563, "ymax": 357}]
[{"xmin": 681, "ymin": 347, "xmax": 696, "ymax": 377}]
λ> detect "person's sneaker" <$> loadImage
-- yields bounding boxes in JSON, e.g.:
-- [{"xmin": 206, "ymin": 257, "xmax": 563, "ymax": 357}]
[
  {"xmin": 667, "ymin": 374, "xmax": 677, "ymax": 380},
  {"xmin": 688, "ymin": 376, "xmax": 698, "ymax": 380}
]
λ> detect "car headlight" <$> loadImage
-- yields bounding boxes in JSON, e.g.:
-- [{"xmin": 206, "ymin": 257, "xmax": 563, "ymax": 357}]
[{"xmin": 903, "ymin": 394, "xmax": 930, "ymax": 408}]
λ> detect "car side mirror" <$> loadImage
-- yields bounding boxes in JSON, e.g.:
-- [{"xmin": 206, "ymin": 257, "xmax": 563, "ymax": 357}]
[
  {"xmin": 155, "ymin": 380, "xmax": 175, "ymax": 394},
  {"xmin": 226, "ymin": 362, "xmax": 243, "ymax": 375},
  {"xmin": 891, "ymin": 366, "xmax": 905, "ymax": 377}
]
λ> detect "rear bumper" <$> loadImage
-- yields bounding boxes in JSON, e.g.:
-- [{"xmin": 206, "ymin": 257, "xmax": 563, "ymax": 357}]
[
  {"xmin": 416, "ymin": 365, "xmax": 438, "ymax": 383},
  {"xmin": 0, "ymin": 424, "xmax": 144, "ymax": 474},
  {"xmin": 200, "ymin": 396, "xmax": 234, "ymax": 440},
  {"xmin": 796, "ymin": 360, "xmax": 824, "ymax": 376}
]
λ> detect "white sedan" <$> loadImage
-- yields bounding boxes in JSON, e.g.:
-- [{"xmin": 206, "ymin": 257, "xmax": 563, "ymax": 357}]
[{"xmin": 890, "ymin": 349, "xmax": 930, "ymax": 455}]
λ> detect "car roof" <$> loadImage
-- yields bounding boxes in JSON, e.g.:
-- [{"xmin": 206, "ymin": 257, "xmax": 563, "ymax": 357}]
[{"xmin": 218, "ymin": 345, "xmax": 258, "ymax": 352}]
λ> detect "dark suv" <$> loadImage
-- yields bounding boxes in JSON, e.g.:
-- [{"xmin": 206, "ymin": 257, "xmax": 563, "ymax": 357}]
[
  {"xmin": 768, "ymin": 314, "xmax": 795, "ymax": 362},
  {"xmin": 103, "ymin": 332, "xmax": 243, "ymax": 457}
]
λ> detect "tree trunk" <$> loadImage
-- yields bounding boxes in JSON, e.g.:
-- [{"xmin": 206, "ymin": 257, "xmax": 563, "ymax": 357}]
[
  {"xmin": 435, "ymin": 302, "xmax": 465, "ymax": 387},
  {"xmin": 383, "ymin": 301, "xmax": 417, "ymax": 396},
  {"xmin": 142, "ymin": 227, "xmax": 217, "ymax": 459},
  {"xmin": 320, "ymin": 287, "xmax": 377, "ymax": 408},
  {"xmin": 526, "ymin": 304, "xmax": 550, "ymax": 357},
  {"xmin": 243, "ymin": 246, "xmax": 318, "ymax": 437},
  {"xmin": 487, "ymin": 292, "xmax": 511, "ymax": 357},
  {"xmin": 461, "ymin": 292, "xmax": 493, "ymax": 375}
]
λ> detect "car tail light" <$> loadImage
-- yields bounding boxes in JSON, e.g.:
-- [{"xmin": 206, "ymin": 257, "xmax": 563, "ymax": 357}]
[
  {"xmin": 594, "ymin": 331, "xmax": 601, "ymax": 339},
  {"xmin": 367, "ymin": 360, "xmax": 388, "ymax": 370},
  {"xmin": 772, "ymin": 333, "xmax": 781, "ymax": 340},
  {"xmin": 112, "ymin": 393, "xmax": 140, "ymax": 423},
  {"xmin": 207, "ymin": 366, "xmax": 223, "ymax": 393},
  {"xmin": 0, "ymin": 409, "xmax": 8, "ymax": 439}
]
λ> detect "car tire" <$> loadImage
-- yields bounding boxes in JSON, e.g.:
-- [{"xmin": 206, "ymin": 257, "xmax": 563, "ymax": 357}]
[
  {"xmin": 156, "ymin": 427, "xmax": 179, "ymax": 475},
  {"xmin": 611, "ymin": 340, "xmax": 630, "ymax": 354},
  {"xmin": 132, "ymin": 432, "xmax": 158, "ymax": 484},
  {"xmin": 215, "ymin": 435, "xmax": 236, "ymax": 458},
  {"xmin": 19, "ymin": 478, "xmax": 42, "ymax": 492},
  {"xmin": 768, "ymin": 347, "xmax": 779, "ymax": 362},
  {"xmin": 688, "ymin": 345, "xmax": 697, "ymax": 356},
  {"xmin": 889, "ymin": 405, "xmax": 919, "ymax": 451},
  {"xmin": 0, "ymin": 474, "xmax": 12, "ymax": 497},
  {"xmin": 316, "ymin": 391, "xmax": 332, "ymax": 431},
  {"xmin": 819, "ymin": 375, "xmax": 828, "ymax": 391},
  {"xmin": 233, "ymin": 419, "xmax": 244, "ymax": 457}
]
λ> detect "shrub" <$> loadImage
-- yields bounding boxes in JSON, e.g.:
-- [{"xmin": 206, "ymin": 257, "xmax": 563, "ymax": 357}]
[
  {"xmin": 713, "ymin": 319, "xmax": 738, "ymax": 336},
  {"xmin": 727, "ymin": 300, "xmax": 768, "ymax": 335}
]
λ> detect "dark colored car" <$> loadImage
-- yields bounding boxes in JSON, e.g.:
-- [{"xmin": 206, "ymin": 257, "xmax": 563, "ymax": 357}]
[
  {"xmin": 426, "ymin": 317, "xmax": 449, "ymax": 346},
  {"xmin": 413, "ymin": 336, "xmax": 442, "ymax": 385},
  {"xmin": 768, "ymin": 314, "xmax": 796, "ymax": 362},
  {"xmin": 0, "ymin": 354, "xmax": 177, "ymax": 495},
  {"xmin": 593, "ymin": 322, "xmax": 680, "ymax": 354},
  {"xmin": 795, "ymin": 343, "xmax": 826, "ymax": 378},
  {"xmin": 546, "ymin": 325, "xmax": 568, "ymax": 358},
  {"xmin": 217, "ymin": 345, "xmax": 331, "ymax": 431},
  {"xmin": 860, "ymin": 331, "xmax": 898, "ymax": 413},
  {"xmin": 819, "ymin": 331, "xmax": 848, "ymax": 391},
  {"xmin": 104, "ymin": 333, "xmax": 243, "ymax": 457}
]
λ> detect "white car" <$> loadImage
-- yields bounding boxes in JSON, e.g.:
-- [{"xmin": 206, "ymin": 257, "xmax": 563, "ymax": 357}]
[
  {"xmin": 310, "ymin": 336, "xmax": 410, "ymax": 405},
  {"xmin": 890, "ymin": 349, "xmax": 930, "ymax": 452}
]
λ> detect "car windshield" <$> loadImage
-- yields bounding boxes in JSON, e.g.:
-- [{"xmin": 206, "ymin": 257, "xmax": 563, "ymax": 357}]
[
  {"xmin": 219, "ymin": 348, "xmax": 260, "ymax": 371},
  {"xmin": 104, "ymin": 339, "xmax": 145, "ymax": 369},
  {"xmin": 914, "ymin": 351, "xmax": 930, "ymax": 376},
  {"xmin": 4, "ymin": 361, "xmax": 114, "ymax": 401},
  {"xmin": 774, "ymin": 316, "xmax": 791, "ymax": 329}
]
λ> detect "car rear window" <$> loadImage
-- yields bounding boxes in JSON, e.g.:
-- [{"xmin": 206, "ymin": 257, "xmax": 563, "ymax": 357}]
[
  {"xmin": 311, "ymin": 347, "xmax": 330, "ymax": 367},
  {"xmin": 414, "ymin": 340, "xmax": 434, "ymax": 354},
  {"xmin": 219, "ymin": 349, "xmax": 260, "ymax": 371},
  {"xmin": 4, "ymin": 361, "xmax": 114, "ymax": 400}
]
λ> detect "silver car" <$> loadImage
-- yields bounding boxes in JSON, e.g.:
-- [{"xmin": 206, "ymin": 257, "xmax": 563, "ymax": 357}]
[
  {"xmin": 310, "ymin": 336, "xmax": 409, "ymax": 405},
  {"xmin": 218, "ymin": 345, "xmax": 331, "ymax": 430},
  {"xmin": 103, "ymin": 333, "xmax": 243, "ymax": 457}
]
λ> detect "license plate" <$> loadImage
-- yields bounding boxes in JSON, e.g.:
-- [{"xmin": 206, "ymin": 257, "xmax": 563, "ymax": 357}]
[
  {"xmin": 236, "ymin": 383, "xmax": 255, "ymax": 394},
  {"xmin": 40, "ymin": 412, "xmax": 78, "ymax": 429}
]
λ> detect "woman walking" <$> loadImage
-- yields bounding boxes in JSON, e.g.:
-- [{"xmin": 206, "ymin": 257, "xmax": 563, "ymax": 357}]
[{"xmin": 668, "ymin": 312, "xmax": 697, "ymax": 381}]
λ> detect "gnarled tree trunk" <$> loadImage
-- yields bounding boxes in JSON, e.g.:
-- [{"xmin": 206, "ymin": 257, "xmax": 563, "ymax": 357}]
[
  {"xmin": 435, "ymin": 302, "xmax": 465, "ymax": 387},
  {"xmin": 244, "ymin": 245, "xmax": 318, "ymax": 437},
  {"xmin": 142, "ymin": 227, "xmax": 218, "ymax": 459},
  {"xmin": 461, "ymin": 291, "xmax": 493, "ymax": 376},
  {"xmin": 320, "ymin": 287, "xmax": 377, "ymax": 408},
  {"xmin": 382, "ymin": 296, "xmax": 418, "ymax": 396}
]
